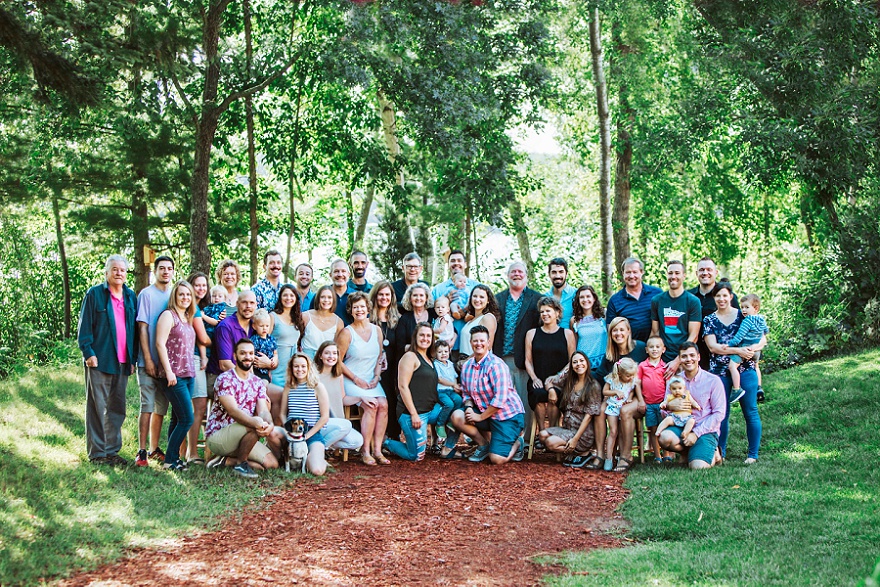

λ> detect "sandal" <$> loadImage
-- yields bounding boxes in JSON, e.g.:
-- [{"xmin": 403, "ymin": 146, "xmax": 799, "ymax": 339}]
[
  {"xmin": 361, "ymin": 453, "xmax": 377, "ymax": 466},
  {"xmin": 207, "ymin": 456, "xmax": 227, "ymax": 469},
  {"xmin": 653, "ymin": 457, "xmax": 663, "ymax": 465},
  {"xmin": 584, "ymin": 456, "xmax": 603, "ymax": 470},
  {"xmin": 442, "ymin": 447, "xmax": 465, "ymax": 459},
  {"xmin": 373, "ymin": 454, "xmax": 391, "ymax": 465},
  {"xmin": 613, "ymin": 457, "xmax": 633, "ymax": 473},
  {"xmin": 187, "ymin": 458, "xmax": 206, "ymax": 466}
]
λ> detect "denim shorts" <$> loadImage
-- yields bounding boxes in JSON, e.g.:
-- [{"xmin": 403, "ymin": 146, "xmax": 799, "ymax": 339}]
[
  {"xmin": 475, "ymin": 412, "xmax": 525, "ymax": 457},
  {"xmin": 667, "ymin": 426, "xmax": 718, "ymax": 464},
  {"xmin": 306, "ymin": 431, "xmax": 325, "ymax": 447},
  {"xmin": 644, "ymin": 403, "xmax": 663, "ymax": 428}
]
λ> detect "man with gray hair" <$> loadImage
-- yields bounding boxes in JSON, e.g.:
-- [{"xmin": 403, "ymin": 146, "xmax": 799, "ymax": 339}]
[
  {"xmin": 392, "ymin": 252, "xmax": 429, "ymax": 311},
  {"xmin": 605, "ymin": 257, "xmax": 662, "ymax": 343},
  {"xmin": 77, "ymin": 255, "xmax": 138, "ymax": 466},
  {"xmin": 493, "ymin": 261, "xmax": 541, "ymax": 433}
]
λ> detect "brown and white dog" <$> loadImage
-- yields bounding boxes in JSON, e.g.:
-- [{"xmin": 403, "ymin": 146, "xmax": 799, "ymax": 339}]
[{"xmin": 281, "ymin": 418, "xmax": 308, "ymax": 473}]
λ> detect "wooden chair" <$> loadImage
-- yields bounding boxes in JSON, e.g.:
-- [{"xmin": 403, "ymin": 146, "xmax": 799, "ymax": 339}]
[
  {"xmin": 342, "ymin": 404, "xmax": 362, "ymax": 462},
  {"xmin": 526, "ymin": 413, "xmax": 539, "ymax": 460},
  {"xmin": 633, "ymin": 416, "xmax": 646, "ymax": 464}
]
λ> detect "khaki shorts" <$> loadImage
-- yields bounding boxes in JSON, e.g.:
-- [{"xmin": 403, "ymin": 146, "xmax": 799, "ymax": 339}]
[
  {"xmin": 137, "ymin": 367, "xmax": 169, "ymax": 416},
  {"xmin": 206, "ymin": 422, "xmax": 272, "ymax": 465}
]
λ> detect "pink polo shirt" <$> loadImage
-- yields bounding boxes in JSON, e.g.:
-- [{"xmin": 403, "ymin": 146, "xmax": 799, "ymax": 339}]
[{"xmin": 110, "ymin": 292, "xmax": 127, "ymax": 364}]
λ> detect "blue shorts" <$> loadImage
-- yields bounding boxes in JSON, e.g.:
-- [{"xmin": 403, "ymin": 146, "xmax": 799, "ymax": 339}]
[
  {"xmin": 645, "ymin": 403, "xmax": 663, "ymax": 428},
  {"xmin": 306, "ymin": 431, "xmax": 325, "ymax": 447},
  {"xmin": 667, "ymin": 426, "xmax": 718, "ymax": 464},
  {"xmin": 474, "ymin": 412, "xmax": 525, "ymax": 457}
]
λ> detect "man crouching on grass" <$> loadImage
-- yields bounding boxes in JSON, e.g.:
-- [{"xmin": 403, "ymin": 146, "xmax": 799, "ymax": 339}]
[
  {"xmin": 446, "ymin": 326, "xmax": 526, "ymax": 464},
  {"xmin": 205, "ymin": 338, "xmax": 284, "ymax": 478},
  {"xmin": 657, "ymin": 342, "xmax": 725, "ymax": 469}
]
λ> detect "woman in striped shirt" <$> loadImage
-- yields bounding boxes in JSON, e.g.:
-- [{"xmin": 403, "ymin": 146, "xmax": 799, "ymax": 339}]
[{"xmin": 280, "ymin": 353, "xmax": 330, "ymax": 476}]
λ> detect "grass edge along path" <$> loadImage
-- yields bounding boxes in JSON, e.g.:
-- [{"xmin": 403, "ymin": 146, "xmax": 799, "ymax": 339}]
[
  {"xmin": 543, "ymin": 348, "xmax": 880, "ymax": 587},
  {"xmin": 0, "ymin": 367, "xmax": 294, "ymax": 586}
]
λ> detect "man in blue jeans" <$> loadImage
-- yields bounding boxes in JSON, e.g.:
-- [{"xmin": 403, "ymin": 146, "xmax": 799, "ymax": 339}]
[{"xmin": 657, "ymin": 342, "xmax": 725, "ymax": 469}]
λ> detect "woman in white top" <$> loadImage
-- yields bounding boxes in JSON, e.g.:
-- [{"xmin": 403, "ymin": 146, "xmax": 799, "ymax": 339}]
[
  {"xmin": 335, "ymin": 292, "xmax": 389, "ymax": 466},
  {"xmin": 301, "ymin": 285, "xmax": 344, "ymax": 358},
  {"xmin": 313, "ymin": 341, "xmax": 364, "ymax": 453},
  {"xmin": 458, "ymin": 284, "xmax": 499, "ymax": 357}
]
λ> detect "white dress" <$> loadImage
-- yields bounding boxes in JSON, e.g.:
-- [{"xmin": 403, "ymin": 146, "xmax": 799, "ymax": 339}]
[
  {"xmin": 342, "ymin": 324, "xmax": 385, "ymax": 398},
  {"xmin": 301, "ymin": 317, "xmax": 337, "ymax": 359},
  {"xmin": 458, "ymin": 314, "xmax": 487, "ymax": 356}
]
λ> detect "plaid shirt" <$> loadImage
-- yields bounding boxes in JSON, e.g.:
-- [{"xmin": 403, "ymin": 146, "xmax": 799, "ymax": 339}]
[{"xmin": 460, "ymin": 351, "xmax": 524, "ymax": 421}]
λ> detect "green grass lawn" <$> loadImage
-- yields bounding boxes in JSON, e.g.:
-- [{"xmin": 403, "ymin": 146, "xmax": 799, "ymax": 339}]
[
  {"xmin": 0, "ymin": 366, "xmax": 294, "ymax": 586},
  {"xmin": 545, "ymin": 349, "xmax": 880, "ymax": 587}
]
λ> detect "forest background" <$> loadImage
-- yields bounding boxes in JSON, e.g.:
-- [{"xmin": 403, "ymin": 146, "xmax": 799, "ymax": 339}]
[{"xmin": 2, "ymin": 0, "xmax": 880, "ymax": 378}]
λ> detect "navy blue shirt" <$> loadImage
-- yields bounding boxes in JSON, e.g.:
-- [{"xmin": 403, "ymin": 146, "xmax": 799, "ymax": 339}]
[
  {"xmin": 605, "ymin": 284, "xmax": 662, "ymax": 343},
  {"xmin": 334, "ymin": 286, "xmax": 356, "ymax": 326}
]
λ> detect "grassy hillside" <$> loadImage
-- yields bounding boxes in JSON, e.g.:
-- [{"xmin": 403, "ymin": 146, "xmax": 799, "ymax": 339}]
[{"xmin": 546, "ymin": 349, "xmax": 880, "ymax": 586}]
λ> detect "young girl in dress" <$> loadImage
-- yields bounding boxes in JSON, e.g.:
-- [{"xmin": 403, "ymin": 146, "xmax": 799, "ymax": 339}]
[{"xmin": 602, "ymin": 357, "xmax": 640, "ymax": 471}]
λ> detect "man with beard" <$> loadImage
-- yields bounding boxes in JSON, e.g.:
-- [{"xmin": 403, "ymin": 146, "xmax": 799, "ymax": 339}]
[
  {"xmin": 545, "ymin": 257, "xmax": 577, "ymax": 329},
  {"xmin": 657, "ymin": 342, "xmax": 725, "ymax": 469},
  {"xmin": 347, "ymin": 250, "xmax": 373, "ymax": 293},
  {"xmin": 687, "ymin": 257, "xmax": 738, "ymax": 370},
  {"xmin": 135, "ymin": 255, "xmax": 175, "ymax": 467},
  {"xmin": 252, "ymin": 249, "xmax": 287, "ymax": 311},
  {"xmin": 650, "ymin": 260, "xmax": 702, "ymax": 377},
  {"xmin": 493, "ymin": 261, "xmax": 541, "ymax": 434},
  {"xmin": 294, "ymin": 263, "xmax": 315, "ymax": 311},
  {"xmin": 207, "ymin": 290, "xmax": 273, "ymax": 395},
  {"xmin": 432, "ymin": 250, "xmax": 480, "ymax": 358},
  {"xmin": 205, "ymin": 338, "xmax": 283, "ymax": 478}
]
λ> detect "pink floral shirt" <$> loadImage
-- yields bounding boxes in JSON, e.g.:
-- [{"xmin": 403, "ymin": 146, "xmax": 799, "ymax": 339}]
[{"xmin": 205, "ymin": 369, "xmax": 268, "ymax": 437}]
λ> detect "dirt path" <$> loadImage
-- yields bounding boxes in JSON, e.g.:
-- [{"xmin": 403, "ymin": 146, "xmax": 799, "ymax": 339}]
[{"xmin": 61, "ymin": 457, "xmax": 628, "ymax": 587}]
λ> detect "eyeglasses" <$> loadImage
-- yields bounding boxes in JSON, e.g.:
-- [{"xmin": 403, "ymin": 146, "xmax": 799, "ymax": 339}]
[{"xmin": 405, "ymin": 264, "xmax": 422, "ymax": 270}]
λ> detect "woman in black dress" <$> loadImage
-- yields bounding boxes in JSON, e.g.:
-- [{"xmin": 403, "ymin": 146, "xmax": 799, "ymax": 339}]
[
  {"xmin": 525, "ymin": 296, "xmax": 576, "ymax": 434},
  {"xmin": 369, "ymin": 281, "xmax": 402, "ymax": 439}
]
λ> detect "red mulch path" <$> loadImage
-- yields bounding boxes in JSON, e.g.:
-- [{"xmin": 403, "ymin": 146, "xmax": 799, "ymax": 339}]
[{"xmin": 61, "ymin": 456, "xmax": 628, "ymax": 587}]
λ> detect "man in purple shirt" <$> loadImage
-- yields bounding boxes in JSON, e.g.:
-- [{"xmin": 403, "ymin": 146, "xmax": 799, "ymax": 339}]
[
  {"xmin": 207, "ymin": 290, "xmax": 274, "ymax": 396},
  {"xmin": 657, "ymin": 342, "xmax": 726, "ymax": 469},
  {"xmin": 447, "ymin": 325, "xmax": 526, "ymax": 464}
]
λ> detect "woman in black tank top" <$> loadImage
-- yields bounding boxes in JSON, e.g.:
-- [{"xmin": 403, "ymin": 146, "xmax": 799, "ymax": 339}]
[
  {"xmin": 384, "ymin": 323, "xmax": 440, "ymax": 461},
  {"xmin": 525, "ymin": 297, "xmax": 577, "ymax": 435}
]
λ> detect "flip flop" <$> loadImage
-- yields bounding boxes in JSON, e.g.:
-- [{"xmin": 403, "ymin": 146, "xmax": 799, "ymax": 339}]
[
  {"xmin": 187, "ymin": 458, "xmax": 206, "ymax": 466},
  {"xmin": 442, "ymin": 448, "xmax": 465, "ymax": 459}
]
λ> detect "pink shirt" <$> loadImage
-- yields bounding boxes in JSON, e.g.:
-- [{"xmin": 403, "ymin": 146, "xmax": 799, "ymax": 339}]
[
  {"xmin": 638, "ymin": 358, "xmax": 667, "ymax": 404},
  {"xmin": 110, "ymin": 292, "xmax": 127, "ymax": 364}
]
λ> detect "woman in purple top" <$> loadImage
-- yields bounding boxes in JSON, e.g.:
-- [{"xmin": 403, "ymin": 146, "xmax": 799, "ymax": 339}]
[
  {"xmin": 702, "ymin": 280, "xmax": 766, "ymax": 463},
  {"xmin": 155, "ymin": 280, "xmax": 198, "ymax": 471}
]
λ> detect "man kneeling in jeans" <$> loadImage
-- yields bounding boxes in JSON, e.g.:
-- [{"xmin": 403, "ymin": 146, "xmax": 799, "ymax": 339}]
[
  {"xmin": 205, "ymin": 338, "xmax": 284, "ymax": 478},
  {"xmin": 657, "ymin": 342, "xmax": 725, "ymax": 469},
  {"xmin": 446, "ymin": 325, "xmax": 526, "ymax": 464}
]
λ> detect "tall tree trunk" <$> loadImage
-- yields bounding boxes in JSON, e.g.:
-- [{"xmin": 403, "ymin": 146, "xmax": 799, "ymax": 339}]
[
  {"xmin": 354, "ymin": 183, "xmax": 374, "ymax": 250},
  {"xmin": 344, "ymin": 189, "xmax": 355, "ymax": 254},
  {"xmin": 463, "ymin": 210, "xmax": 472, "ymax": 278},
  {"xmin": 132, "ymin": 186, "xmax": 150, "ymax": 292},
  {"xmin": 244, "ymin": 0, "xmax": 259, "ymax": 285},
  {"xmin": 51, "ymin": 192, "xmax": 71, "ymax": 338},
  {"xmin": 378, "ymin": 90, "xmax": 416, "ymax": 250},
  {"xmin": 189, "ymin": 3, "xmax": 226, "ymax": 275},
  {"xmin": 590, "ymin": 9, "xmax": 614, "ymax": 297},
  {"xmin": 611, "ymin": 20, "xmax": 633, "ymax": 283},
  {"xmin": 285, "ymin": 161, "xmax": 297, "ymax": 278},
  {"xmin": 508, "ymin": 198, "xmax": 535, "ymax": 283}
]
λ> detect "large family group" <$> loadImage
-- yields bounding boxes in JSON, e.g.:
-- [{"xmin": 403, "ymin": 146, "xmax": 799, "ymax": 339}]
[{"xmin": 78, "ymin": 248, "xmax": 767, "ymax": 478}]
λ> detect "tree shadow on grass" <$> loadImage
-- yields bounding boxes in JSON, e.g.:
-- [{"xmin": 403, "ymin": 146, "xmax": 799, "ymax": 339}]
[{"xmin": 0, "ymin": 438, "xmax": 290, "ymax": 585}]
